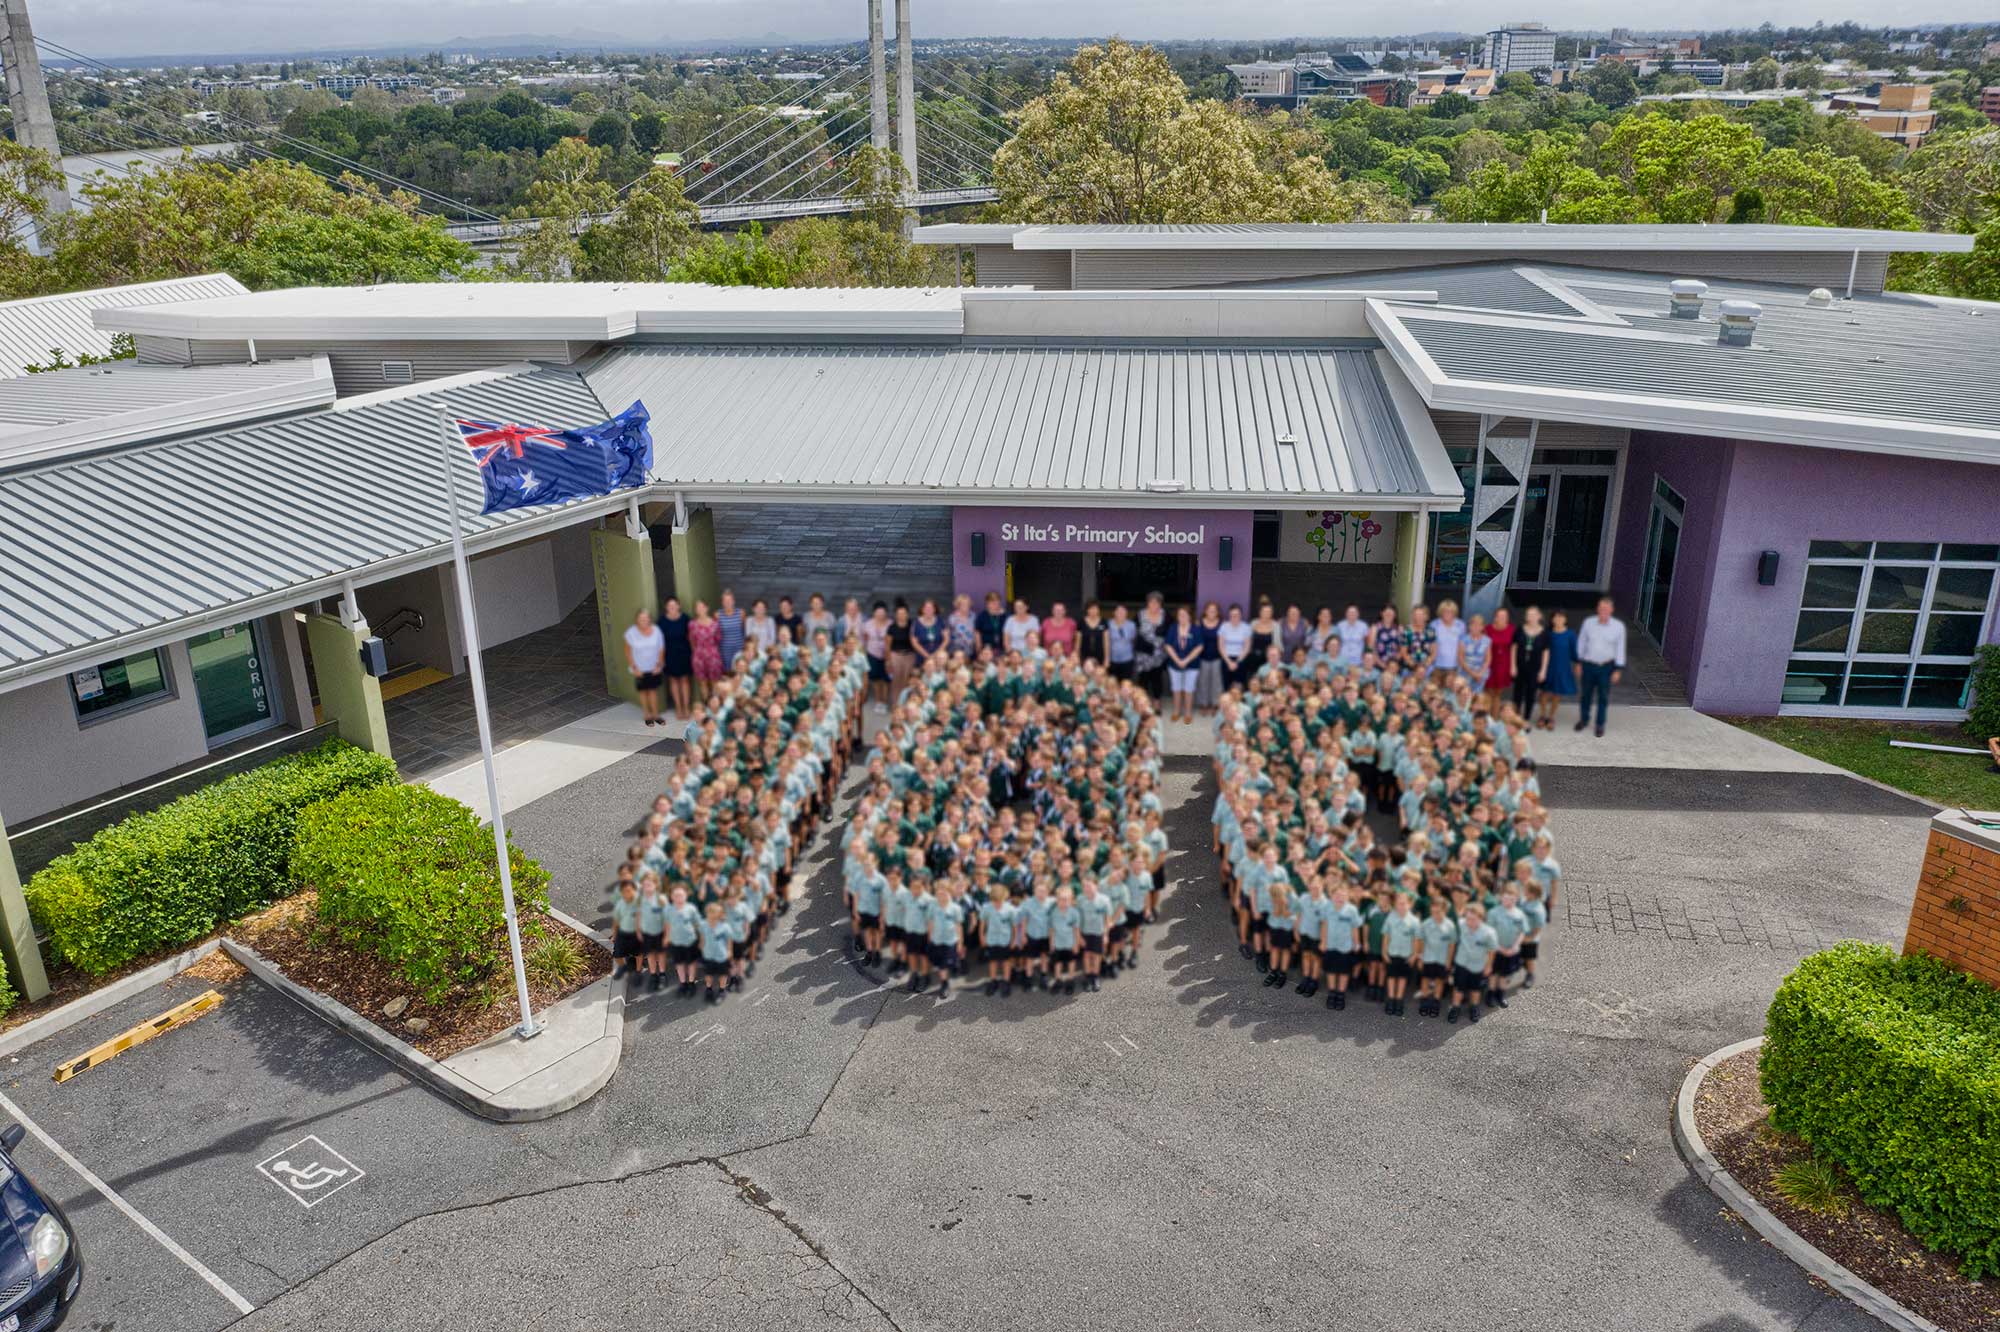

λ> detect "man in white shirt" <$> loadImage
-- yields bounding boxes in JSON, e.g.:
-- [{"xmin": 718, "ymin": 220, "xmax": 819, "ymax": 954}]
[{"xmin": 1574, "ymin": 597, "xmax": 1627, "ymax": 738}]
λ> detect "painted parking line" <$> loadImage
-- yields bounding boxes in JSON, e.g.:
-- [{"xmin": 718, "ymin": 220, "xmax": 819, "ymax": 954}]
[{"xmin": 0, "ymin": 1090, "xmax": 255, "ymax": 1316}]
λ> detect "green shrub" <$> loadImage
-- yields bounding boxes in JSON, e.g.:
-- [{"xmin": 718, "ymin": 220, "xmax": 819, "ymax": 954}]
[
  {"xmin": 1761, "ymin": 942, "xmax": 2000, "ymax": 1276},
  {"xmin": 24, "ymin": 740, "xmax": 397, "ymax": 975},
  {"xmin": 1966, "ymin": 642, "xmax": 2000, "ymax": 742},
  {"xmin": 0, "ymin": 961, "xmax": 17, "ymax": 1021},
  {"xmin": 295, "ymin": 784, "xmax": 551, "ymax": 1004},
  {"xmin": 1772, "ymin": 1156, "xmax": 1848, "ymax": 1216}
]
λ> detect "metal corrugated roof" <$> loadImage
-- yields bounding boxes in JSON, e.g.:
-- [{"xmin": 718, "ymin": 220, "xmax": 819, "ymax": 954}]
[
  {"xmin": 0, "ymin": 367, "xmax": 613, "ymax": 682},
  {"xmin": 0, "ymin": 275, "xmax": 248, "ymax": 379},
  {"xmin": 1219, "ymin": 262, "xmax": 1589, "ymax": 318},
  {"xmin": 1008, "ymin": 224, "xmax": 1975, "ymax": 253},
  {"xmin": 0, "ymin": 358, "xmax": 326, "ymax": 435},
  {"xmin": 584, "ymin": 342, "xmax": 1451, "ymax": 504}
]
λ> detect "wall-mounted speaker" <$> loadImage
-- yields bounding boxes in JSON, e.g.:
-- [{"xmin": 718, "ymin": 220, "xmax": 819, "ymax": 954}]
[
  {"xmin": 970, "ymin": 531, "xmax": 987, "ymax": 568},
  {"xmin": 359, "ymin": 636, "xmax": 389, "ymax": 679},
  {"xmin": 1219, "ymin": 535, "xmax": 1234, "ymax": 572},
  {"xmin": 1757, "ymin": 550, "xmax": 1780, "ymax": 587}
]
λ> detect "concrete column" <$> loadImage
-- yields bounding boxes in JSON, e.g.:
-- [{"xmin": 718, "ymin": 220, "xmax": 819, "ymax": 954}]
[
  {"xmin": 304, "ymin": 613, "xmax": 392, "ymax": 756},
  {"xmin": 867, "ymin": 0, "xmax": 889, "ymax": 152},
  {"xmin": 895, "ymin": 0, "xmax": 917, "ymax": 192},
  {"xmin": 670, "ymin": 508, "xmax": 722, "ymax": 616},
  {"xmin": 592, "ymin": 526, "xmax": 659, "ymax": 704},
  {"xmin": 0, "ymin": 810, "xmax": 50, "ymax": 1004},
  {"xmin": 1391, "ymin": 508, "xmax": 1431, "ymax": 618},
  {"xmin": 0, "ymin": 0, "xmax": 68, "ymax": 219}
]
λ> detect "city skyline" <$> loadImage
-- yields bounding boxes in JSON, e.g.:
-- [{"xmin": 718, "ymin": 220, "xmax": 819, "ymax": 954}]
[{"xmin": 38, "ymin": 0, "xmax": 2000, "ymax": 62}]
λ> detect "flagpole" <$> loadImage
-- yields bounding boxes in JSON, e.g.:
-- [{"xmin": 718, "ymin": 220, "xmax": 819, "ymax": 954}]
[{"xmin": 433, "ymin": 406, "xmax": 540, "ymax": 1041}]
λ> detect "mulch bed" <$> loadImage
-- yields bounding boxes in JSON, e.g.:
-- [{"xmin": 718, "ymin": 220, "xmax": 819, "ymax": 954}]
[
  {"xmin": 232, "ymin": 893, "xmax": 612, "ymax": 1061},
  {"xmin": 1694, "ymin": 1047, "xmax": 2000, "ymax": 1332}
]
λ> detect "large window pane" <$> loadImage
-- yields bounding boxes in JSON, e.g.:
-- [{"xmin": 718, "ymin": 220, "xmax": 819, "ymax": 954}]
[
  {"xmin": 1792, "ymin": 610, "xmax": 1853, "ymax": 652},
  {"xmin": 1908, "ymin": 664, "xmax": 1973, "ymax": 710},
  {"xmin": 1843, "ymin": 663, "xmax": 1911, "ymax": 709},
  {"xmin": 1876, "ymin": 541, "xmax": 1938, "ymax": 561},
  {"xmin": 1857, "ymin": 612, "xmax": 1917, "ymax": 655},
  {"xmin": 1802, "ymin": 564, "xmax": 1863, "ymax": 609},
  {"xmin": 1808, "ymin": 540, "xmax": 1869, "ymax": 558},
  {"xmin": 1942, "ymin": 544, "xmax": 2000, "ymax": 562},
  {"xmin": 1867, "ymin": 566, "xmax": 1929, "ymax": 610},
  {"xmin": 1922, "ymin": 613, "xmax": 1985, "ymax": 657},
  {"xmin": 71, "ymin": 649, "xmax": 170, "ymax": 720},
  {"xmin": 1932, "ymin": 567, "xmax": 1995, "ymax": 613},
  {"xmin": 1781, "ymin": 660, "xmax": 1845, "ymax": 706}
]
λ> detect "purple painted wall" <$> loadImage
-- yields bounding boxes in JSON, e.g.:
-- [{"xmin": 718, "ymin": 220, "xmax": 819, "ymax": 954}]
[
  {"xmin": 951, "ymin": 506, "xmax": 1254, "ymax": 610},
  {"xmin": 1614, "ymin": 434, "xmax": 2000, "ymax": 715}
]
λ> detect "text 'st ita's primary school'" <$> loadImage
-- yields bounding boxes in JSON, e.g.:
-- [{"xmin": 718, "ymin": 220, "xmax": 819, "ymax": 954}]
[{"xmin": 1, "ymin": 222, "xmax": 1995, "ymax": 919}]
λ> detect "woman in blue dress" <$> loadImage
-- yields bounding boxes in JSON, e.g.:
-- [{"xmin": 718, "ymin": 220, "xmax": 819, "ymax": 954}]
[{"xmin": 1536, "ymin": 609, "xmax": 1578, "ymax": 732}]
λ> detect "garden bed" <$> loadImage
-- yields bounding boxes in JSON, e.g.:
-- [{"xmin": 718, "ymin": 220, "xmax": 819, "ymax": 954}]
[
  {"xmin": 1694, "ymin": 1047, "xmax": 2000, "ymax": 1332},
  {"xmin": 231, "ymin": 893, "xmax": 611, "ymax": 1061}
]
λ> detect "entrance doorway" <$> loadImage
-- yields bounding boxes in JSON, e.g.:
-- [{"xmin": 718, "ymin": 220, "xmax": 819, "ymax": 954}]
[
  {"xmin": 1007, "ymin": 551, "xmax": 1084, "ymax": 609},
  {"xmin": 1095, "ymin": 553, "xmax": 1197, "ymax": 608},
  {"xmin": 189, "ymin": 621, "xmax": 279, "ymax": 746},
  {"xmin": 1514, "ymin": 464, "xmax": 1615, "ymax": 589},
  {"xmin": 1639, "ymin": 478, "xmax": 1686, "ymax": 644}
]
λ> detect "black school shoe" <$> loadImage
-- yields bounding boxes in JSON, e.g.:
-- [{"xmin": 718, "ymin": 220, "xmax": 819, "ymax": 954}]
[
  {"xmin": 1489, "ymin": 990, "xmax": 1509, "ymax": 1008},
  {"xmin": 648, "ymin": 973, "xmax": 663, "ymax": 992},
  {"xmin": 1466, "ymin": 1004, "xmax": 1481, "ymax": 1023},
  {"xmin": 1297, "ymin": 979, "xmax": 1317, "ymax": 997},
  {"xmin": 1001, "ymin": 982, "xmax": 1013, "ymax": 997},
  {"xmin": 1238, "ymin": 944, "xmax": 1254, "ymax": 961},
  {"xmin": 1254, "ymin": 956, "xmax": 1269, "ymax": 973},
  {"xmin": 1446, "ymin": 1005, "xmax": 1461, "ymax": 1023},
  {"xmin": 1331, "ymin": 991, "xmax": 1346, "ymax": 1010},
  {"xmin": 1522, "ymin": 974, "xmax": 1535, "ymax": 989}
]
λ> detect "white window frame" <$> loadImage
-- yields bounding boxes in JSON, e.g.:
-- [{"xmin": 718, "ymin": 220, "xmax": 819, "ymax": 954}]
[{"xmin": 1782, "ymin": 540, "xmax": 1999, "ymax": 721}]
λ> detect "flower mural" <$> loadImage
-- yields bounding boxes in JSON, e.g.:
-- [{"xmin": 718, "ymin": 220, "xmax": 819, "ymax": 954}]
[{"xmin": 1303, "ymin": 510, "xmax": 1381, "ymax": 563}]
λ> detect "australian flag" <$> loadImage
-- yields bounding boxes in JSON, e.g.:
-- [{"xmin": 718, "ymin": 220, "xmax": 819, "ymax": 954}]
[{"xmin": 456, "ymin": 400, "xmax": 652, "ymax": 515}]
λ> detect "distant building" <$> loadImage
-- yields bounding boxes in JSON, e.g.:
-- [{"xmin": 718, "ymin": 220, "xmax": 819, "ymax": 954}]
[
  {"xmin": 1409, "ymin": 66, "xmax": 1498, "ymax": 106},
  {"xmin": 1226, "ymin": 51, "xmax": 1400, "ymax": 110},
  {"xmin": 431, "ymin": 86, "xmax": 463, "ymax": 105},
  {"xmin": 1480, "ymin": 24, "xmax": 1557, "ymax": 76},
  {"xmin": 1979, "ymin": 86, "xmax": 2000, "ymax": 127},
  {"xmin": 1639, "ymin": 58, "xmax": 1727, "ymax": 86},
  {"xmin": 1828, "ymin": 84, "xmax": 1937, "ymax": 147}
]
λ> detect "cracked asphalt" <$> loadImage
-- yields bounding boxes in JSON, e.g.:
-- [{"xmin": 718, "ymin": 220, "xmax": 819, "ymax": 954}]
[{"xmin": 1, "ymin": 741, "xmax": 1939, "ymax": 1332}]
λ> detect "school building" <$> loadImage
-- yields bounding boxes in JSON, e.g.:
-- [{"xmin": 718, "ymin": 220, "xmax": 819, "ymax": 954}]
[{"xmin": 0, "ymin": 222, "xmax": 1995, "ymax": 995}]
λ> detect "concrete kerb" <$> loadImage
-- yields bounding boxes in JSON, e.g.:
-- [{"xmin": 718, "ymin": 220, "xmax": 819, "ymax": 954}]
[
  {"xmin": 220, "ymin": 938, "xmax": 622, "ymax": 1123},
  {"xmin": 0, "ymin": 938, "xmax": 221, "ymax": 1060},
  {"xmin": 1672, "ymin": 1036, "xmax": 1946, "ymax": 1332}
]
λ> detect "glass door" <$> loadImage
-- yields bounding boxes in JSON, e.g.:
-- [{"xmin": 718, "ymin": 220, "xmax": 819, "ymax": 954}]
[
  {"xmin": 1515, "ymin": 471, "xmax": 1552, "ymax": 588},
  {"xmin": 189, "ymin": 621, "xmax": 279, "ymax": 746},
  {"xmin": 1513, "ymin": 466, "xmax": 1615, "ymax": 589},
  {"xmin": 1640, "ymin": 479, "xmax": 1685, "ymax": 644}
]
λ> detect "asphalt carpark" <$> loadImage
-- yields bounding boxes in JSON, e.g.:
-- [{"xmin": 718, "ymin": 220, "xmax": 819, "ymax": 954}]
[{"xmin": 0, "ymin": 727, "xmax": 1948, "ymax": 1332}]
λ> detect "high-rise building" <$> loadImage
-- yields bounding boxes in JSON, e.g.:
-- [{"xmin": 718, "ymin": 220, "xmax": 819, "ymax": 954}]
[{"xmin": 1480, "ymin": 23, "xmax": 1557, "ymax": 76}]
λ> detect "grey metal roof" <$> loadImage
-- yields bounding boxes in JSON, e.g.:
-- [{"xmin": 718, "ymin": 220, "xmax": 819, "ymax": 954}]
[
  {"xmin": 1007, "ymin": 224, "xmax": 1975, "ymax": 254},
  {"xmin": 0, "ymin": 275, "xmax": 248, "ymax": 379},
  {"xmin": 0, "ymin": 358, "xmax": 330, "ymax": 446},
  {"xmin": 585, "ymin": 342, "xmax": 1451, "ymax": 503},
  {"xmin": 1391, "ymin": 286, "xmax": 2000, "ymax": 436},
  {"xmin": 1218, "ymin": 262, "xmax": 1589, "ymax": 318},
  {"xmin": 0, "ymin": 367, "xmax": 615, "ymax": 683}
]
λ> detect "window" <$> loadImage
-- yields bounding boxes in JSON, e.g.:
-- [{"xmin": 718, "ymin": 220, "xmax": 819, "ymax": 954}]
[
  {"xmin": 1251, "ymin": 511, "xmax": 1281, "ymax": 562},
  {"xmin": 1783, "ymin": 541, "xmax": 1998, "ymax": 715},
  {"xmin": 70, "ymin": 648, "xmax": 172, "ymax": 722}
]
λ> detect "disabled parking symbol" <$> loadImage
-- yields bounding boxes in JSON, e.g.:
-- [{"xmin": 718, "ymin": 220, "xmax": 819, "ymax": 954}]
[{"xmin": 256, "ymin": 1135, "xmax": 365, "ymax": 1209}]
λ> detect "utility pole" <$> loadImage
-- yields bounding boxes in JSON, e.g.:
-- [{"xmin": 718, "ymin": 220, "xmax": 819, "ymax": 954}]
[
  {"xmin": 867, "ymin": 0, "xmax": 889, "ymax": 152},
  {"xmin": 894, "ymin": 0, "xmax": 917, "ymax": 194},
  {"xmin": 0, "ymin": 0, "xmax": 68, "ymax": 218}
]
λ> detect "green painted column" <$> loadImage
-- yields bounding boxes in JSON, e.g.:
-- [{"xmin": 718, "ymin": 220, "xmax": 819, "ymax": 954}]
[
  {"xmin": 593, "ymin": 527, "xmax": 659, "ymax": 703},
  {"xmin": 1390, "ymin": 508, "xmax": 1431, "ymax": 619},
  {"xmin": 305, "ymin": 613, "xmax": 393, "ymax": 756},
  {"xmin": 670, "ymin": 507, "xmax": 721, "ymax": 612},
  {"xmin": 0, "ymin": 811, "xmax": 50, "ymax": 1004}
]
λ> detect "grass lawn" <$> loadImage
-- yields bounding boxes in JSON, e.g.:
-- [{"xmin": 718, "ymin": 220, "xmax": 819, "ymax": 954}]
[{"xmin": 1725, "ymin": 716, "xmax": 2000, "ymax": 810}]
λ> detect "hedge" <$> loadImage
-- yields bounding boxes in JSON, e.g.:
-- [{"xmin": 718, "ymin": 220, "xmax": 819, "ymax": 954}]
[
  {"xmin": 24, "ymin": 740, "xmax": 397, "ymax": 975},
  {"xmin": 293, "ymin": 784, "xmax": 551, "ymax": 1004},
  {"xmin": 1760, "ymin": 942, "xmax": 2000, "ymax": 1277},
  {"xmin": 1967, "ymin": 642, "xmax": 2000, "ymax": 743}
]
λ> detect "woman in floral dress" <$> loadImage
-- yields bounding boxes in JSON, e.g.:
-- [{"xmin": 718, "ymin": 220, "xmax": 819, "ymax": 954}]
[{"xmin": 688, "ymin": 599, "xmax": 724, "ymax": 700}]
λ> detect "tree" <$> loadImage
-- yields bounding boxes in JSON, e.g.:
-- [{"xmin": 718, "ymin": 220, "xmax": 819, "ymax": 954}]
[
  {"xmin": 1742, "ymin": 57, "xmax": 1783, "ymax": 91},
  {"xmin": 586, "ymin": 111, "xmax": 631, "ymax": 153},
  {"xmin": 1897, "ymin": 218, "xmax": 2000, "ymax": 302},
  {"xmin": 991, "ymin": 38, "xmax": 1395, "ymax": 223},
  {"xmin": 1495, "ymin": 72, "xmax": 1538, "ymax": 97},
  {"xmin": 669, "ymin": 222, "xmax": 796, "ymax": 287},
  {"xmin": 31, "ymin": 156, "xmax": 477, "ymax": 295},
  {"xmin": 1428, "ymin": 91, "xmax": 1476, "ymax": 119},
  {"xmin": 1597, "ymin": 114, "xmax": 1762, "ymax": 222},
  {"xmin": 1434, "ymin": 140, "xmax": 1641, "ymax": 222},
  {"xmin": 0, "ymin": 140, "xmax": 65, "ymax": 295},
  {"xmin": 1581, "ymin": 61, "xmax": 1639, "ymax": 109},
  {"xmin": 1898, "ymin": 127, "xmax": 2000, "ymax": 229},
  {"xmin": 578, "ymin": 163, "xmax": 699, "ymax": 281},
  {"xmin": 631, "ymin": 112, "xmax": 668, "ymax": 154},
  {"xmin": 513, "ymin": 137, "xmax": 616, "ymax": 280},
  {"xmin": 1783, "ymin": 62, "xmax": 1824, "ymax": 90}
]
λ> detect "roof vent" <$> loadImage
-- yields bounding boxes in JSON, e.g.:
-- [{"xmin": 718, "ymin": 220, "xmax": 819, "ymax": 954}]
[
  {"xmin": 380, "ymin": 360, "xmax": 415, "ymax": 384},
  {"xmin": 1668, "ymin": 279, "xmax": 1708, "ymax": 319},
  {"xmin": 1806, "ymin": 287, "xmax": 1834, "ymax": 308},
  {"xmin": 1716, "ymin": 300, "xmax": 1762, "ymax": 347}
]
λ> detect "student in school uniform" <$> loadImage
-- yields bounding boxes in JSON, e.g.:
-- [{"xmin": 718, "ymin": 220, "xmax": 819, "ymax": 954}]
[
  {"xmin": 1078, "ymin": 879, "xmax": 1114, "ymax": 992},
  {"xmin": 1362, "ymin": 883, "xmax": 1393, "ymax": 1002},
  {"xmin": 1122, "ymin": 857, "xmax": 1153, "ymax": 970},
  {"xmin": 905, "ymin": 877, "xmax": 937, "ymax": 993},
  {"xmin": 610, "ymin": 879, "xmax": 642, "ymax": 984},
  {"xmin": 1020, "ymin": 881, "xmax": 1054, "ymax": 990},
  {"xmin": 1415, "ymin": 898, "xmax": 1457, "ymax": 1017},
  {"xmin": 1485, "ymin": 886, "xmax": 1530, "ymax": 1008},
  {"xmin": 1262, "ymin": 881, "xmax": 1298, "ymax": 989},
  {"xmin": 698, "ymin": 903, "xmax": 735, "ymax": 1004},
  {"xmin": 1519, "ymin": 881, "xmax": 1549, "ymax": 988},
  {"xmin": 1049, "ymin": 886, "xmax": 1083, "ymax": 995},
  {"xmin": 1293, "ymin": 877, "xmax": 1328, "ymax": 997},
  {"xmin": 980, "ymin": 886, "xmax": 1020, "ymax": 997},
  {"xmin": 1319, "ymin": 885, "xmax": 1365, "ymax": 1010},
  {"xmin": 667, "ymin": 885, "xmax": 702, "ymax": 996},
  {"xmin": 853, "ymin": 852, "xmax": 886, "ymax": 966},
  {"xmin": 1100, "ymin": 872, "xmax": 1131, "ymax": 979},
  {"xmin": 1530, "ymin": 834, "xmax": 1562, "ymax": 910},
  {"xmin": 927, "ymin": 884, "xmax": 965, "ymax": 997},
  {"xmin": 1382, "ymin": 891, "xmax": 1421, "ymax": 1016},
  {"xmin": 1449, "ymin": 905, "xmax": 1499, "ymax": 1024}
]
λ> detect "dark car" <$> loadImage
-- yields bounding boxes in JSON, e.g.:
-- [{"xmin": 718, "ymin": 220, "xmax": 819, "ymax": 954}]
[{"xmin": 0, "ymin": 1124, "xmax": 81, "ymax": 1331}]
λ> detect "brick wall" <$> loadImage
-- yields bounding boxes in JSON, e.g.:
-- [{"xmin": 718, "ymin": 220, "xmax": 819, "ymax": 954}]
[{"xmin": 1904, "ymin": 816, "xmax": 2000, "ymax": 989}]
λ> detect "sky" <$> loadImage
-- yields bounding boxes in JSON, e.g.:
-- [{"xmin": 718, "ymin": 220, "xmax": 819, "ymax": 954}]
[{"xmin": 38, "ymin": 0, "xmax": 1991, "ymax": 61}]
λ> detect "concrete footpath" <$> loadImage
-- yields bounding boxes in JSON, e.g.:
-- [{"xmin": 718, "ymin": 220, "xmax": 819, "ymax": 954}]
[{"xmin": 425, "ymin": 701, "xmax": 677, "ymax": 816}]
